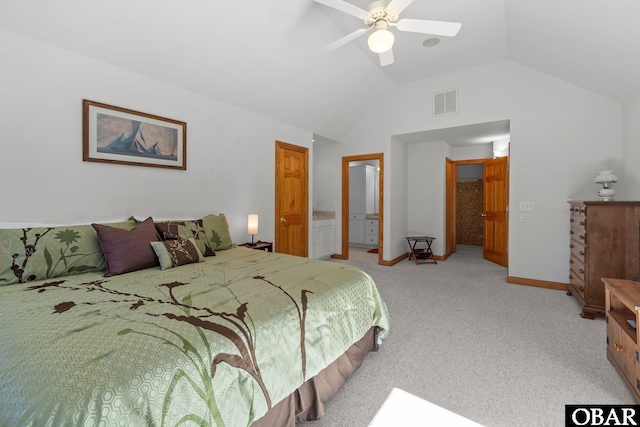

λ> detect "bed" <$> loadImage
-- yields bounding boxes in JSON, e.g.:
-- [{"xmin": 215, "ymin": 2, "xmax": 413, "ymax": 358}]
[{"xmin": 0, "ymin": 215, "xmax": 390, "ymax": 426}]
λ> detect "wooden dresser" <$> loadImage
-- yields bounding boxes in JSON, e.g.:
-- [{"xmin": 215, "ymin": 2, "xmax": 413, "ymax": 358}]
[{"xmin": 567, "ymin": 201, "xmax": 640, "ymax": 318}]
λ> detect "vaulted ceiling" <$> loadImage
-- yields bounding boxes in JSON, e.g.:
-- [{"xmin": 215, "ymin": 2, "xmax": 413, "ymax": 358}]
[{"xmin": 1, "ymin": 0, "xmax": 638, "ymax": 142}]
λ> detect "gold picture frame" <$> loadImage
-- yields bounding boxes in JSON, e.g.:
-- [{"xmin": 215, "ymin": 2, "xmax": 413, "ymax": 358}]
[{"xmin": 83, "ymin": 100, "xmax": 186, "ymax": 170}]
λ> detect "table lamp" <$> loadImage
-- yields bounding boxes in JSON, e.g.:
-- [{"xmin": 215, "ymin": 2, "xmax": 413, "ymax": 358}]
[
  {"xmin": 595, "ymin": 169, "xmax": 618, "ymax": 201},
  {"xmin": 248, "ymin": 214, "xmax": 259, "ymax": 245}
]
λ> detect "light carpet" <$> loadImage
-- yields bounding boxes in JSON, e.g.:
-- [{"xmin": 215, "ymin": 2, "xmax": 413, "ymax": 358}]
[{"xmin": 304, "ymin": 245, "xmax": 631, "ymax": 427}]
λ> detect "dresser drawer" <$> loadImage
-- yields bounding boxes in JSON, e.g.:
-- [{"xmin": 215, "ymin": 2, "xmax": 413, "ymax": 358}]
[
  {"xmin": 570, "ymin": 254, "xmax": 585, "ymax": 280},
  {"xmin": 570, "ymin": 240, "xmax": 586, "ymax": 262},
  {"xmin": 570, "ymin": 203, "xmax": 587, "ymax": 217},
  {"xmin": 569, "ymin": 267, "xmax": 586, "ymax": 299},
  {"xmin": 569, "ymin": 226, "xmax": 586, "ymax": 245},
  {"xmin": 365, "ymin": 226, "xmax": 378, "ymax": 235},
  {"xmin": 570, "ymin": 214, "xmax": 586, "ymax": 231}
]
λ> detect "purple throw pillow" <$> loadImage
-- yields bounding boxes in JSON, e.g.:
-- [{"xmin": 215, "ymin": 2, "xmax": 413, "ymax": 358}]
[{"xmin": 92, "ymin": 217, "xmax": 159, "ymax": 276}]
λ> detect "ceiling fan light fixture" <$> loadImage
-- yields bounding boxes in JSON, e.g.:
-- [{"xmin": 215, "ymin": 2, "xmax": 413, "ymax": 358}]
[{"xmin": 368, "ymin": 27, "xmax": 394, "ymax": 53}]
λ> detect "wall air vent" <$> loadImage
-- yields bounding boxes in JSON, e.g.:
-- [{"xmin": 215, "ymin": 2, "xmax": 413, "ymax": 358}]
[{"xmin": 433, "ymin": 88, "xmax": 458, "ymax": 116}]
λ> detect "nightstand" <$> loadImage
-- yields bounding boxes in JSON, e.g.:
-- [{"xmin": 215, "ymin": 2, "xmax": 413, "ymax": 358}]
[
  {"xmin": 406, "ymin": 236, "xmax": 437, "ymax": 265},
  {"xmin": 239, "ymin": 241, "xmax": 273, "ymax": 252},
  {"xmin": 603, "ymin": 277, "xmax": 640, "ymax": 403}
]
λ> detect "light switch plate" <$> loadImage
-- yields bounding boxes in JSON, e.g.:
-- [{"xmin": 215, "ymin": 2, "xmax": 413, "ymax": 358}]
[{"xmin": 520, "ymin": 201, "xmax": 534, "ymax": 211}]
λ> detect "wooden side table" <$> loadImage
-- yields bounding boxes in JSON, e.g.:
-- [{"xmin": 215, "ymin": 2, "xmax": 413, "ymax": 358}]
[
  {"xmin": 406, "ymin": 236, "xmax": 437, "ymax": 265},
  {"xmin": 603, "ymin": 277, "xmax": 640, "ymax": 403},
  {"xmin": 239, "ymin": 241, "xmax": 273, "ymax": 252}
]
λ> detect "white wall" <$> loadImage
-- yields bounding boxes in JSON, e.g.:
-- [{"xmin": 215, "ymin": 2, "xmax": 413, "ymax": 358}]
[
  {"xmin": 406, "ymin": 141, "xmax": 449, "ymax": 255},
  {"xmin": 451, "ymin": 143, "xmax": 493, "ymax": 160},
  {"xmin": 312, "ymin": 141, "xmax": 341, "ymax": 212},
  {"xmin": 623, "ymin": 94, "xmax": 640, "ymax": 199},
  {"xmin": 389, "ymin": 137, "xmax": 409, "ymax": 259},
  {"xmin": 314, "ymin": 60, "xmax": 623, "ymax": 284},
  {"xmin": 0, "ymin": 28, "xmax": 313, "ymax": 245}
]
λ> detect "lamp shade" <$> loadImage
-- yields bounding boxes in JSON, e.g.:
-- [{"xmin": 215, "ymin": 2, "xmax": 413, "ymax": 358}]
[
  {"xmin": 368, "ymin": 28, "xmax": 394, "ymax": 53},
  {"xmin": 248, "ymin": 214, "xmax": 259, "ymax": 235},
  {"xmin": 594, "ymin": 170, "xmax": 618, "ymax": 184}
]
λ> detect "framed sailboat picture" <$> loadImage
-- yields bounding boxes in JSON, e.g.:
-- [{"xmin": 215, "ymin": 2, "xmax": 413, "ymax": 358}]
[{"xmin": 83, "ymin": 100, "xmax": 186, "ymax": 170}]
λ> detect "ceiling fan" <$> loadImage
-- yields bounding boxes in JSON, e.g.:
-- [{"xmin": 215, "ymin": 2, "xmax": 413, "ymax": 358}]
[{"xmin": 313, "ymin": 0, "xmax": 461, "ymax": 66}]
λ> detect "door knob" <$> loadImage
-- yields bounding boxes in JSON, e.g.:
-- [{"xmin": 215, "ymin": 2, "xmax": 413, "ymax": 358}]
[
  {"xmin": 480, "ymin": 213, "xmax": 487, "ymax": 217},
  {"xmin": 280, "ymin": 218, "xmax": 287, "ymax": 223}
]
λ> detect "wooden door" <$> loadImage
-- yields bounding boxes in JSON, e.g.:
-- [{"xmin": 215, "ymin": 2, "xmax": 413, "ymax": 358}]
[
  {"xmin": 445, "ymin": 157, "xmax": 456, "ymax": 258},
  {"xmin": 483, "ymin": 157, "xmax": 508, "ymax": 266},
  {"xmin": 275, "ymin": 141, "xmax": 308, "ymax": 257}
]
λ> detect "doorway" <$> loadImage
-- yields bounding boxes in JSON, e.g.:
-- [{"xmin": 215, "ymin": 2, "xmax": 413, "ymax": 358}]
[
  {"xmin": 340, "ymin": 153, "xmax": 384, "ymax": 264},
  {"xmin": 445, "ymin": 156, "xmax": 509, "ymax": 267},
  {"xmin": 456, "ymin": 164, "xmax": 484, "ymax": 248}
]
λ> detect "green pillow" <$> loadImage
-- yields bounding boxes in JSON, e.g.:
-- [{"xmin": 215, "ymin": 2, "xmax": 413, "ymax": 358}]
[
  {"xmin": 202, "ymin": 213, "xmax": 234, "ymax": 251},
  {"xmin": 155, "ymin": 219, "xmax": 215, "ymax": 256},
  {"xmin": 0, "ymin": 219, "xmax": 136, "ymax": 285},
  {"xmin": 151, "ymin": 238, "xmax": 205, "ymax": 270}
]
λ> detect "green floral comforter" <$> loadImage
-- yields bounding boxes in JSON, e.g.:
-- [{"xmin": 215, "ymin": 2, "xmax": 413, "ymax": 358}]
[{"xmin": 0, "ymin": 247, "xmax": 390, "ymax": 427}]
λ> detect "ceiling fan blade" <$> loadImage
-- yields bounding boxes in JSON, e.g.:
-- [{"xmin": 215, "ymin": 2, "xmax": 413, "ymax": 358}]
[
  {"xmin": 396, "ymin": 19, "xmax": 462, "ymax": 37},
  {"xmin": 379, "ymin": 49, "xmax": 394, "ymax": 67},
  {"xmin": 312, "ymin": 0, "xmax": 368, "ymax": 19},
  {"xmin": 386, "ymin": 0, "xmax": 414, "ymax": 15},
  {"xmin": 319, "ymin": 28, "xmax": 369, "ymax": 53}
]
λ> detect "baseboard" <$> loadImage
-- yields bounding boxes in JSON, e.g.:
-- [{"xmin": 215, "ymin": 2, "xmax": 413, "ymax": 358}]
[
  {"xmin": 335, "ymin": 252, "xmax": 443, "ymax": 267},
  {"xmin": 439, "ymin": 253, "xmax": 452, "ymax": 261},
  {"xmin": 507, "ymin": 276, "xmax": 567, "ymax": 291},
  {"xmin": 381, "ymin": 253, "xmax": 447, "ymax": 266},
  {"xmin": 381, "ymin": 253, "xmax": 409, "ymax": 266}
]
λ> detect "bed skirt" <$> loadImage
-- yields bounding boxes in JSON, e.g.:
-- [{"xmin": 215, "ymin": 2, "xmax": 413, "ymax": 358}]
[{"xmin": 252, "ymin": 327, "xmax": 379, "ymax": 426}]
